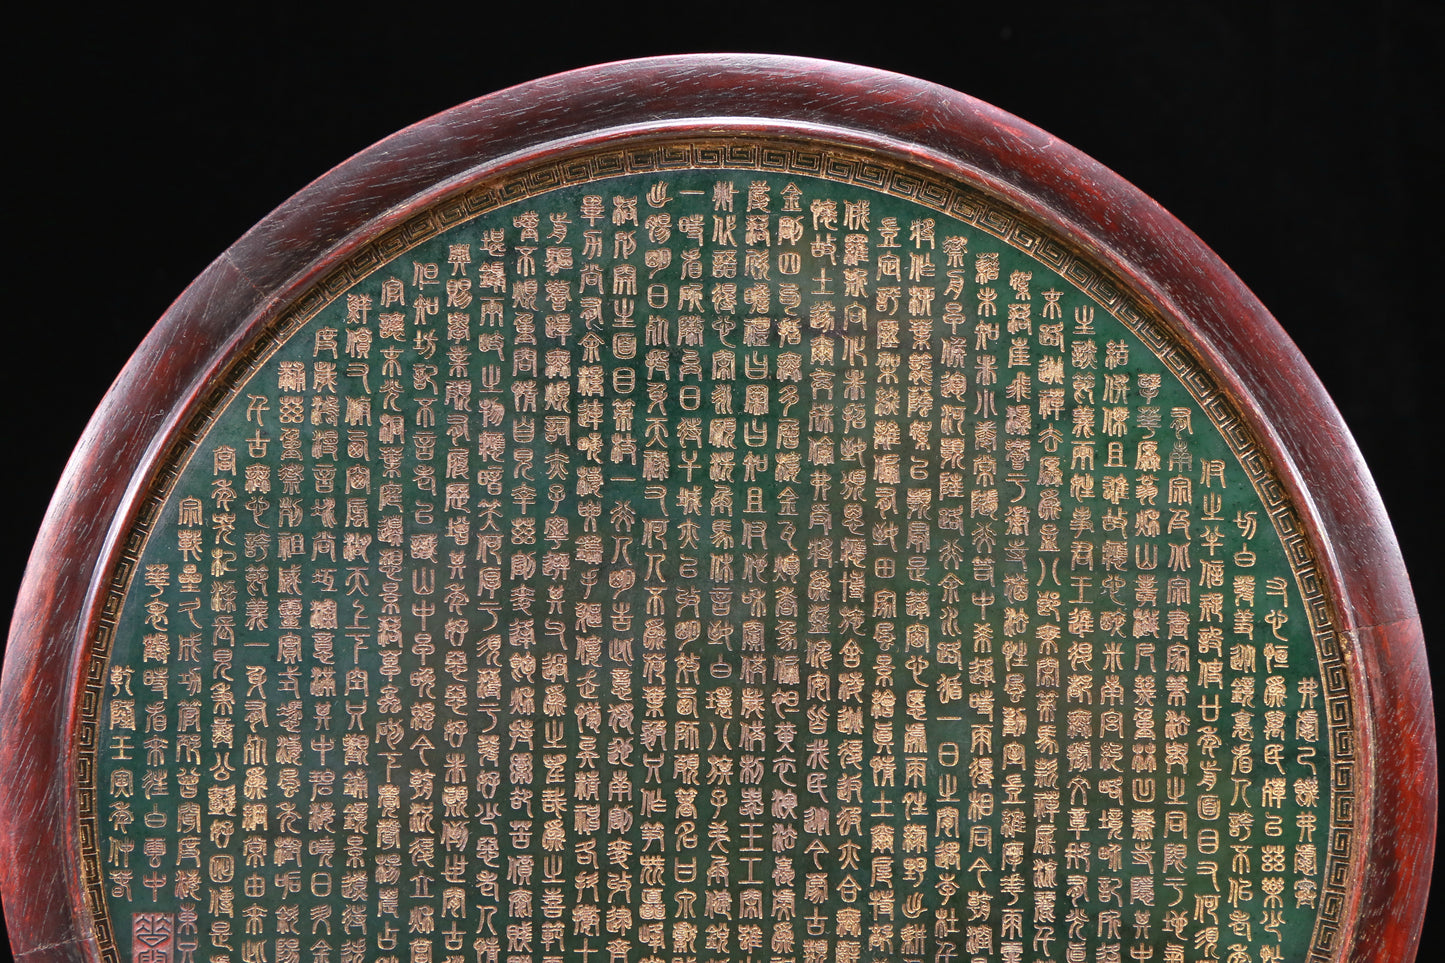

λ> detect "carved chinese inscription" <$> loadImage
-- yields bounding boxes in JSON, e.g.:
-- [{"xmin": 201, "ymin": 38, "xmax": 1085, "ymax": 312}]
[{"xmin": 85, "ymin": 146, "xmax": 1344, "ymax": 963}]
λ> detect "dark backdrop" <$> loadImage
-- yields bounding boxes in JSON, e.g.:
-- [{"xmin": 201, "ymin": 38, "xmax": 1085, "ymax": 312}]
[{"xmin": 5, "ymin": 3, "xmax": 1440, "ymax": 955}]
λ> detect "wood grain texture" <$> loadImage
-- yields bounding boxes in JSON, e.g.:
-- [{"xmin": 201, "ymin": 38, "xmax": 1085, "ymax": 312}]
[{"xmin": 1, "ymin": 54, "xmax": 1432, "ymax": 963}]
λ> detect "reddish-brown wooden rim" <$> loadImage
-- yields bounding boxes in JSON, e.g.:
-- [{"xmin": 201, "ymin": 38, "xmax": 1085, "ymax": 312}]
[{"xmin": 1, "ymin": 54, "xmax": 1432, "ymax": 963}]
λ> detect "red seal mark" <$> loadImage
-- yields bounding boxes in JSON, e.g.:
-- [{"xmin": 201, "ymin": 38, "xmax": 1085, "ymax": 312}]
[{"xmin": 132, "ymin": 912, "xmax": 174, "ymax": 963}]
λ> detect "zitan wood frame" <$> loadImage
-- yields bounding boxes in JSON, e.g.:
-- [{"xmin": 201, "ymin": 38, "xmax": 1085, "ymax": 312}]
[{"xmin": 0, "ymin": 54, "xmax": 1433, "ymax": 963}]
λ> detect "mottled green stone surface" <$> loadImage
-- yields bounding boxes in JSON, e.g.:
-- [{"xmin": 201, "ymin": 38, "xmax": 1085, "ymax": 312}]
[{"xmin": 87, "ymin": 152, "xmax": 1339, "ymax": 963}]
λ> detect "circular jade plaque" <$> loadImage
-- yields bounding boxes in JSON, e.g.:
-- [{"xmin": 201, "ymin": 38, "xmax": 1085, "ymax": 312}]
[{"xmin": 2, "ymin": 56, "xmax": 1432, "ymax": 963}]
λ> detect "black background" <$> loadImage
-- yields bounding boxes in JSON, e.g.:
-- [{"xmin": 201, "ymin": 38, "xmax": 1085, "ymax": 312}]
[{"xmin": 4, "ymin": 3, "xmax": 1441, "ymax": 956}]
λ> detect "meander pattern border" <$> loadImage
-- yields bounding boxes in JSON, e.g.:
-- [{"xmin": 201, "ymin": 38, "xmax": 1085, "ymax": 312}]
[{"xmin": 74, "ymin": 135, "xmax": 1357, "ymax": 963}]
